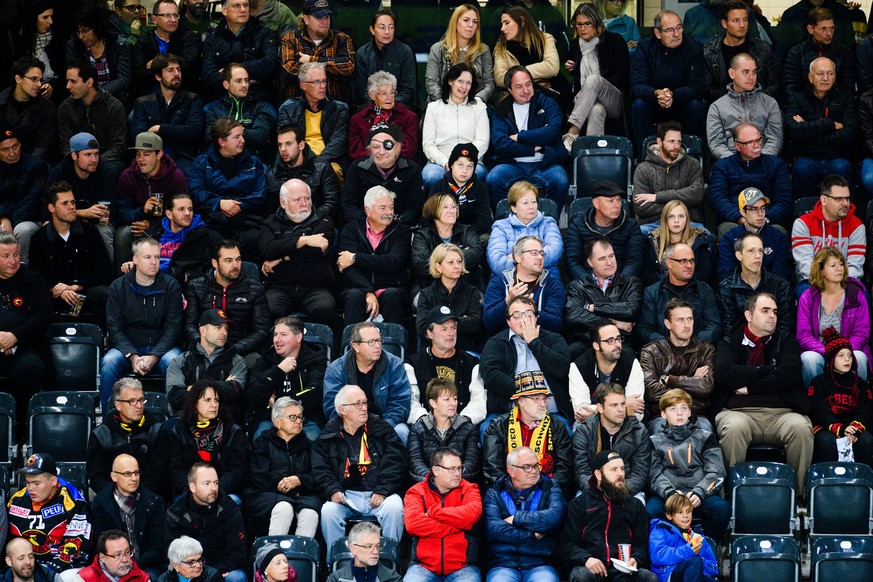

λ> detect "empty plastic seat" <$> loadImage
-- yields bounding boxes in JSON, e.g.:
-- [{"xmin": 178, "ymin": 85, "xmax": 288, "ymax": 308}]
[
  {"xmin": 341, "ymin": 322, "xmax": 407, "ymax": 361},
  {"xmin": 251, "ymin": 536, "xmax": 319, "ymax": 582},
  {"xmin": 26, "ymin": 392, "xmax": 95, "ymax": 462},
  {"xmin": 731, "ymin": 535, "xmax": 800, "ymax": 582},
  {"xmin": 303, "ymin": 322, "xmax": 334, "ymax": 362},
  {"xmin": 730, "ymin": 462, "xmax": 797, "ymax": 536},
  {"xmin": 46, "ymin": 322, "xmax": 103, "ymax": 391},
  {"xmin": 570, "ymin": 135, "xmax": 634, "ymax": 200},
  {"xmin": 807, "ymin": 462, "xmax": 873, "ymax": 536},
  {"xmin": 810, "ymin": 536, "xmax": 873, "ymax": 582},
  {"xmin": 0, "ymin": 392, "xmax": 16, "ymax": 464},
  {"xmin": 495, "ymin": 197, "xmax": 559, "ymax": 221},
  {"xmin": 793, "ymin": 196, "xmax": 818, "ymax": 219}
]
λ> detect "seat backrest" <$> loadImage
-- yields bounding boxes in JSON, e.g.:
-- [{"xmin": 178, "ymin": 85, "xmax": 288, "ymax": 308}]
[
  {"xmin": 730, "ymin": 462, "xmax": 797, "ymax": 535},
  {"xmin": 811, "ymin": 536, "xmax": 873, "ymax": 582},
  {"xmin": 303, "ymin": 322, "xmax": 334, "ymax": 362},
  {"xmin": 0, "ymin": 393, "xmax": 15, "ymax": 464},
  {"xmin": 732, "ymin": 536, "xmax": 800, "ymax": 582},
  {"xmin": 573, "ymin": 155, "xmax": 631, "ymax": 199},
  {"xmin": 793, "ymin": 196, "xmax": 818, "ymax": 219},
  {"xmin": 807, "ymin": 462, "xmax": 873, "ymax": 535},
  {"xmin": 47, "ymin": 323, "xmax": 103, "ymax": 391},
  {"xmin": 47, "ymin": 322, "xmax": 104, "ymax": 345},
  {"xmin": 27, "ymin": 392, "xmax": 95, "ymax": 463},
  {"xmin": 495, "ymin": 197, "xmax": 560, "ymax": 221},
  {"xmin": 342, "ymin": 323, "xmax": 406, "ymax": 360},
  {"xmin": 57, "ymin": 462, "xmax": 89, "ymax": 501},
  {"xmin": 252, "ymin": 536, "xmax": 319, "ymax": 582}
]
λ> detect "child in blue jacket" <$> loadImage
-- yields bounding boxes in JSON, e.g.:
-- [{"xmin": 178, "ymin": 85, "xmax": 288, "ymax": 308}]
[{"xmin": 649, "ymin": 493, "xmax": 718, "ymax": 582}]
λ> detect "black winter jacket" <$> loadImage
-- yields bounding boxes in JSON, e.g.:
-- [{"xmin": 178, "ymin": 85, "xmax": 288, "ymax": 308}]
[
  {"xmin": 566, "ymin": 206, "xmax": 645, "ymax": 279},
  {"xmin": 28, "ymin": 220, "xmax": 113, "ymax": 289},
  {"xmin": 91, "ymin": 485, "xmax": 166, "ymax": 570},
  {"xmin": 0, "ymin": 265, "xmax": 52, "ymax": 349},
  {"xmin": 564, "ymin": 273, "xmax": 643, "ymax": 343},
  {"xmin": 0, "ymin": 88, "xmax": 56, "ymax": 161},
  {"xmin": 338, "ymin": 219, "xmax": 410, "ymax": 292},
  {"xmin": 415, "ymin": 280, "xmax": 483, "ymax": 351},
  {"xmin": 130, "ymin": 90, "xmax": 205, "ymax": 163},
  {"xmin": 165, "ymin": 343, "xmax": 246, "ymax": 417},
  {"xmin": 165, "ymin": 490, "xmax": 246, "ymax": 574},
  {"xmin": 248, "ymin": 341, "xmax": 328, "ymax": 427},
  {"xmin": 343, "ymin": 157, "xmax": 424, "ymax": 227},
  {"xmin": 106, "ymin": 270, "xmax": 182, "ymax": 358},
  {"xmin": 783, "ymin": 38, "xmax": 856, "ymax": 101},
  {"xmin": 167, "ymin": 419, "xmax": 247, "ymax": 497},
  {"xmin": 47, "ymin": 156, "xmax": 118, "ymax": 214},
  {"xmin": 630, "ymin": 34, "xmax": 705, "ymax": 106},
  {"xmin": 65, "ymin": 34, "xmax": 132, "ymax": 98},
  {"xmin": 201, "ymin": 17, "xmax": 278, "ymax": 102},
  {"xmin": 276, "ymin": 97, "xmax": 348, "ymax": 165},
  {"xmin": 244, "ymin": 427, "xmax": 321, "ymax": 518},
  {"xmin": 410, "ymin": 222, "xmax": 483, "ymax": 289},
  {"xmin": 785, "ymin": 85, "xmax": 857, "ymax": 160},
  {"xmin": 429, "ymin": 172, "xmax": 492, "ymax": 236},
  {"xmin": 703, "ymin": 32, "xmax": 777, "ymax": 102},
  {"xmin": 258, "ymin": 208, "xmax": 337, "ymax": 289},
  {"xmin": 638, "ymin": 277, "xmax": 721, "ymax": 345},
  {"xmin": 157, "ymin": 566, "xmax": 223, "ymax": 582},
  {"xmin": 86, "ymin": 411, "xmax": 167, "ymax": 495},
  {"xmin": 266, "ymin": 144, "xmax": 339, "ymax": 220},
  {"xmin": 408, "ymin": 414, "xmax": 480, "ymax": 483},
  {"xmin": 56, "ymin": 88, "xmax": 127, "ymax": 164},
  {"xmin": 717, "ymin": 267, "xmax": 795, "ymax": 333},
  {"xmin": 0, "ymin": 153, "xmax": 46, "ymax": 224},
  {"xmin": 132, "ymin": 28, "xmax": 202, "ymax": 95},
  {"xmin": 354, "ymin": 39, "xmax": 417, "ymax": 107}
]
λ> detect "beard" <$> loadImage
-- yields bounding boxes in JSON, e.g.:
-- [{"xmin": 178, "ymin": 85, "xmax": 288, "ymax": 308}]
[
  {"xmin": 600, "ymin": 476, "xmax": 630, "ymax": 502},
  {"xmin": 287, "ymin": 208, "xmax": 312, "ymax": 222}
]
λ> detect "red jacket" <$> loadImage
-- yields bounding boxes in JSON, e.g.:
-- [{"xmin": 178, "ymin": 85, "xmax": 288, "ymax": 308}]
[
  {"xmin": 404, "ymin": 476, "xmax": 482, "ymax": 575},
  {"xmin": 348, "ymin": 102, "xmax": 419, "ymax": 160},
  {"xmin": 77, "ymin": 557, "xmax": 150, "ymax": 582}
]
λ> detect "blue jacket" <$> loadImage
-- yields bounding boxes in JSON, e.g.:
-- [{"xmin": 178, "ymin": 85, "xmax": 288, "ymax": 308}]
[
  {"xmin": 487, "ymin": 91, "xmax": 568, "ymax": 168},
  {"xmin": 487, "ymin": 212, "xmax": 563, "ymax": 273},
  {"xmin": 709, "ymin": 153, "xmax": 792, "ymax": 224},
  {"xmin": 630, "ymin": 35, "xmax": 705, "ymax": 105},
  {"xmin": 483, "ymin": 267, "xmax": 565, "ymax": 334},
  {"xmin": 648, "ymin": 518, "xmax": 718, "ymax": 582},
  {"xmin": 717, "ymin": 223, "xmax": 790, "ymax": 282},
  {"xmin": 187, "ymin": 144, "xmax": 268, "ymax": 216},
  {"xmin": 131, "ymin": 90, "xmax": 205, "ymax": 163},
  {"xmin": 484, "ymin": 475, "xmax": 565, "ymax": 570},
  {"xmin": 322, "ymin": 350, "xmax": 411, "ymax": 428}
]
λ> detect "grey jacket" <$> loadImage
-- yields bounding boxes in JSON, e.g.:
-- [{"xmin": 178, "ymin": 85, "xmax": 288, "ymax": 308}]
[
  {"xmin": 326, "ymin": 564, "xmax": 402, "ymax": 582},
  {"xmin": 649, "ymin": 417, "xmax": 725, "ymax": 500},
  {"xmin": 425, "ymin": 42, "xmax": 495, "ymax": 104},
  {"xmin": 632, "ymin": 144, "xmax": 705, "ymax": 225},
  {"xmin": 706, "ymin": 83, "xmax": 782, "ymax": 159},
  {"xmin": 572, "ymin": 414, "xmax": 652, "ymax": 496}
]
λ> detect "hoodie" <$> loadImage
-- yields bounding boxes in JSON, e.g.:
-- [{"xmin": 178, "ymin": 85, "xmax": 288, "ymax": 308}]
[
  {"xmin": 157, "ymin": 214, "xmax": 205, "ymax": 272},
  {"xmin": 791, "ymin": 200, "xmax": 865, "ymax": 281},
  {"xmin": 632, "ymin": 144, "xmax": 704, "ymax": 225},
  {"xmin": 116, "ymin": 154, "xmax": 189, "ymax": 225}
]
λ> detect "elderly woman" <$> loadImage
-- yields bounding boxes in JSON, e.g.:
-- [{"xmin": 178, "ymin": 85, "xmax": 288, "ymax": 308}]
[
  {"xmin": 798, "ymin": 247, "xmax": 871, "ymax": 387},
  {"xmin": 65, "ymin": 4, "xmax": 132, "ymax": 98},
  {"xmin": 167, "ymin": 380, "xmax": 247, "ymax": 498},
  {"xmin": 598, "ymin": 0, "xmax": 641, "ymax": 51},
  {"xmin": 426, "ymin": 4, "xmax": 495, "ymax": 104},
  {"xmin": 411, "ymin": 194, "xmax": 483, "ymax": 289},
  {"xmin": 422, "ymin": 63, "xmax": 490, "ymax": 189},
  {"xmin": 254, "ymin": 545, "xmax": 297, "ymax": 582},
  {"xmin": 416, "ymin": 244, "xmax": 483, "ymax": 350},
  {"xmin": 407, "ymin": 378, "xmax": 481, "ymax": 483},
  {"xmin": 487, "ymin": 181, "xmax": 562, "ymax": 273},
  {"xmin": 349, "ymin": 71, "xmax": 419, "ymax": 160},
  {"xmin": 643, "ymin": 200, "xmax": 714, "ymax": 285},
  {"xmin": 158, "ymin": 537, "xmax": 222, "ymax": 582},
  {"xmin": 246, "ymin": 398, "xmax": 320, "ymax": 538},
  {"xmin": 561, "ymin": 3, "xmax": 629, "ymax": 146}
]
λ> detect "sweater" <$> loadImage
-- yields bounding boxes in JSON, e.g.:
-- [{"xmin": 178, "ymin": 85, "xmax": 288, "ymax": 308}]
[
  {"xmin": 791, "ymin": 200, "xmax": 865, "ymax": 282},
  {"xmin": 632, "ymin": 144, "xmax": 705, "ymax": 225},
  {"xmin": 705, "ymin": 84, "xmax": 783, "ymax": 159},
  {"xmin": 421, "ymin": 97, "xmax": 490, "ymax": 167}
]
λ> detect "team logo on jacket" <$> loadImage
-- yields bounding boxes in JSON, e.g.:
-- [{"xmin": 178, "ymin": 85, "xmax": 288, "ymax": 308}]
[{"xmin": 12, "ymin": 298, "xmax": 22, "ymax": 307}]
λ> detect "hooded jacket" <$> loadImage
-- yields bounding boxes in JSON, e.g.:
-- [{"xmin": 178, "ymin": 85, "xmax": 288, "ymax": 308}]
[
  {"xmin": 717, "ymin": 222, "xmax": 790, "ymax": 281},
  {"xmin": 632, "ymin": 144, "xmax": 705, "ymax": 225},
  {"xmin": 649, "ymin": 417, "xmax": 725, "ymax": 501},
  {"xmin": 322, "ymin": 350, "xmax": 411, "ymax": 428},
  {"xmin": 630, "ymin": 35, "xmax": 705, "ymax": 106},
  {"xmin": 57, "ymin": 88, "xmax": 127, "ymax": 164},
  {"xmin": 258, "ymin": 208, "xmax": 336, "ymax": 289},
  {"xmin": 487, "ymin": 212, "xmax": 563, "ymax": 274},
  {"xmin": 165, "ymin": 489, "xmax": 246, "ymax": 574},
  {"xmin": 638, "ymin": 277, "xmax": 721, "ymax": 345},
  {"xmin": 487, "ymin": 91, "xmax": 567, "ymax": 169},
  {"xmin": 337, "ymin": 218, "xmax": 410, "ymax": 293},
  {"xmin": 204, "ymin": 95, "xmax": 277, "ymax": 162},
  {"xmin": 640, "ymin": 339, "xmax": 715, "ymax": 419},
  {"xmin": 87, "ymin": 411, "xmax": 167, "ymax": 495},
  {"xmin": 797, "ymin": 277, "xmax": 871, "ymax": 362},
  {"xmin": 0, "ymin": 87, "xmax": 57, "ymax": 161},
  {"xmin": 706, "ymin": 83, "xmax": 783, "ymax": 159},
  {"xmin": 703, "ymin": 31, "xmax": 777, "ymax": 102},
  {"xmin": 709, "ymin": 151, "xmax": 792, "ymax": 224},
  {"xmin": 785, "ymin": 85, "xmax": 857, "ymax": 160},
  {"xmin": 187, "ymin": 143, "xmax": 268, "ymax": 219},
  {"xmin": 405, "ymin": 476, "xmax": 481, "ymax": 575},
  {"xmin": 717, "ymin": 266, "xmax": 795, "ymax": 333},
  {"xmin": 266, "ymin": 144, "xmax": 339, "ymax": 220},
  {"xmin": 564, "ymin": 273, "xmax": 642, "ymax": 344},
  {"xmin": 146, "ymin": 216, "xmax": 223, "ymax": 282},
  {"xmin": 566, "ymin": 205, "xmax": 645, "ymax": 280},
  {"xmin": 90, "ymin": 485, "xmax": 166, "ymax": 570},
  {"xmin": 248, "ymin": 340, "xmax": 328, "ymax": 427},
  {"xmin": 201, "ymin": 17, "xmax": 278, "ymax": 102},
  {"xmin": 572, "ymin": 413, "xmax": 652, "ymax": 495},
  {"xmin": 130, "ymin": 90, "xmax": 205, "ymax": 162},
  {"xmin": 648, "ymin": 518, "xmax": 718, "ymax": 582},
  {"xmin": 349, "ymin": 102, "xmax": 419, "ymax": 160},
  {"xmin": 407, "ymin": 414, "xmax": 480, "ymax": 482},
  {"xmin": 106, "ymin": 270, "xmax": 182, "ymax": 358},
  {"xmin": 342, "ymin": 156, "xmax": 424, "ymax": 227},
  {"xmin": 167, "ymin": 419, "xmax": 247, "ymax": 496},
  {"xmin": 244, "ymin": 426, "xmax": 320, "ymax": 518},
  {"xmin": 791, "ymin": 200, "xmax": 865, "ymax": 282},
  {"xmin": 116, "ymin": 154, "xmax": 189, "ymax": 225},
  {"xmin": 276, "ymin": 97, "xmax": 348, "ymax": 165},
  {"xmin": 482, "ymin": 267, "xmax": 565, "ymax": 334},
  {"xmin": 0, "ymin": 152, "xmax": 45, "ymax": 225}
]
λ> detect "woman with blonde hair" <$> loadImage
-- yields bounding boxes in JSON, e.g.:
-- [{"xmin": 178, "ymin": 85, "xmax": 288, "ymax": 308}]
[
  {"xmin": 487, "ymin": 181, "xmax": 562, "ymax": 273},
  {"xmin": 643, "ymin": 200, "xmax": 714, "ymax": 285},
  {"xmin": 426, "ymin": 4, "xmax": 495, "ymax": 104},
  {"xmin": 798, "ymin": 246, "xmax": 870, "ymax": 387},
  {"xmin": 411, "ymin": 193, "xmax": 484, "ymax": 289}
]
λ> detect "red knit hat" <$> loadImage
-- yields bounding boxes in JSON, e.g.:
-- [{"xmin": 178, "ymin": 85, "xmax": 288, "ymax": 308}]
[{"xmin": 823, "ymin": 326, "xmax": 854, "ymax": 371}]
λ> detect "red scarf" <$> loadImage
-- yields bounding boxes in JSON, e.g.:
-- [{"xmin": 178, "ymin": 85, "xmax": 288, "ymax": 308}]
[{"xmin": 743, "ymin": 325, "xmax": 769, "ymax": 365}]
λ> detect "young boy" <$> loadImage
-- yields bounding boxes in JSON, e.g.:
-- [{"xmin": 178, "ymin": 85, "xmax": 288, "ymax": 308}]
[
  {"xmin": 649, "ymin": 493, "xmax": 719, "ymax": 582},
  {"xmin": 648, "ymin": 389, "xmax": 730, "ymax": 540},
  {"xmin": 429, "ymin": 143, "xmax": 492, "ymax": 237}
]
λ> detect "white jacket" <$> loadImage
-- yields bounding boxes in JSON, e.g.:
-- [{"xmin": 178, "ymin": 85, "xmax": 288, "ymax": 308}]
[{"xmin": 421, "ymin": 97, "xmax": 490, "ymax": 167}]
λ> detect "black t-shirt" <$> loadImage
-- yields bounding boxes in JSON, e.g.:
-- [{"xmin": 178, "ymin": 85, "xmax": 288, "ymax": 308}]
[
  {"xmin": 430, "ymin": 352, "xmax": 470, "ymax": 410},
  {"xmin": 356, "ymin": 367, "xmax": 376, "ymax": 411}
]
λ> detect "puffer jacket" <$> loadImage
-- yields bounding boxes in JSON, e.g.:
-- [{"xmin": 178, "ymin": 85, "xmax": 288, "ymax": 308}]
[
  {"xmin": 201, "ymin": 17, "xmax": 278, "ymax": 102},
  {"xmin": 422, "ymin": 97, "xmax": 490, "ymax": 167},
  {"xmin": 415, "ymin": 280, "xmax": 483, "ymax": 350},
  {"xmin": 411, "ymin": 222, "xmax": 484, "ymax": 288},
  {"xmin": 204, "ymin": 95, "xmax": 277, "ymax": 162},
  {"xmin": 349, "ymin": 102, "xmax": 419, "ymax": 160},
  {"xmin": 257, "ymin": 208, "xmax": 337, "ymax": 289},
  {"xmin": 638, "ymin": 277, "xmax": 721, "ymax": 345},
  {"xmin": 566, "ymin": 205, "xmax": 645, "ymax": 279},
  {"xmin": 708, "ymin": 151, "xmax": 792, "ymax": 223},
  {"xmin": 482, "ymin": 267, "xmax": 565, "ymax": 334},
  {"xmin": 86, "ymin": 410, "xmax": 168, "ymax": 495},
  {"xmin": 407, "ymin": 414, "xmax": 480, "ymax": 482},
  {"xmin": 322, "ymin": 350, "xmax": 411, "ymax": 428},
  {"xmin": 706, "ymin": 84, "xmax": 782, "ymax": 159},
  {"xmin": 116, "ymin": 154, "xmax": 189, "ymax": 225},
  {"xmin": 0, "ymin": 153, "xmax": 46, "ymax": 224},
  {"xmin": 405, "ymin": 477, "xmax": 481, "ymax": 575},
  {"xmin": 572, "ymin": 413, "xmax": 652, "ymax": 495},
  {"xmin": 797, "ymin": 277, "xmax": 871, "ymax": 362},
  {"xmin": 703, "ymin": 31, "xmax": 777, "ymax": 102},
  {"xmin": 486, "ymin": 212, "xmax": 563, "ymax": 273},
  {"xmin": 266, "ymin": 144, "xmax": 339, "ymax": 220},
  {"xmin": 649, "ymin": 518, "xmax": 718, "ymax": 582},
  {"xmin": 791, "ymin": 200, "xmax": 865, "ymax": 281},
  {"xmin": 649, "ymin": 417, "xmax": 725, "ymax": 500},
  {"xmin": 130, "ymin": 90, "xmax": 205, "ymax": 163},
  {"xmin": 106, "ymin": 270, "xmax": 182, "ymax": 358},
  {"xmin": 167, "ymin": 419, "xmax": 247, "ymax": 496},
  {"xmin": 342, "ymin": 156, "xmax": 424, "ymax": 227},
  {"xmin": 783, "ymin": 37, "xmax": 856, "ymax": 101},
  {"xmin": 785, "ymin": 85, "xmax": 857, "ymax": 160},
  {"xmin": 337, "ymin": 218, "xmax": 410, "ymax": 293},
  {"xmin": 632, "ymin": 144, "xmax": 704, "ymax": 225},
  {"xmin": 425, "ymin": 42, "xmax": 495, "ymax": 104},
  {"xmin": 717, "ymin": 222, "xmax": 790, "ymax": 281},
  {"xmin": 640, "ymin": 339, "xmax": 715, "ymax": 419},
  {"xmin": 718, "ymin": 267, "xmax": 795, "ymax": 333},
  {"xmin": 642, "ymin": 227, "xmax": 714, "ymax": 286},
  {"xmin": 276, "ymin": 97, "xmax": 349, "ymax": 164},
  {"xmin": 183, "ymin": 270, "xmax": 271, "ymax": 355},
  {"xmin": 484, "ymin": 475, "xmax": 565, "ymax": 570},
  {"xmin": 564, "ymin": 273, "xmax": 643, "ymax": 344},
  {"xmin": 187, "ymin": 144, "xmax": 268, "ymax": 220}
]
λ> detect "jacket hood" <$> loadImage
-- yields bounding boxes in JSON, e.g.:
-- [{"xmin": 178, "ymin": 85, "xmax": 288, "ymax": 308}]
[
  {"xmin": 508, "ymin": 210, "xmax": 546, "ymax": 229},
  {"xmin": 810, "ymin": 199, "xmax": 858, "ymax": 226},
  {"xmin": 724, "ymin": 82, "xmax": 764, "ymax": 98},
  {"xmin": 644, "ymin": 143, "xmax": 687, "ymax": 168},
  {"xmin": 160, "ymin": 213, "xmax": 206, "ymax": 235}
]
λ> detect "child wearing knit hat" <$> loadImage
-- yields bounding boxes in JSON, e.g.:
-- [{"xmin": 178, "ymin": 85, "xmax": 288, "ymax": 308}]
[
  {"xmin": 428, "ymin": 143, "xmax": 493, "ymax": 238},
  {"xmin": 807, "ymin": 327, "xmax": 873, "ymax": 465}
]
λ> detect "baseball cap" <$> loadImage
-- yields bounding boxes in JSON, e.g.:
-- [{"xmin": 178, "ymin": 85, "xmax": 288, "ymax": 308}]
[
  {"xmin": 302, "ymin": 0, "xmax": 335, "ymax": 18},
  {"xmin": 199, "ymin": 309, "xmax": 232, "ymax": 326},
  {"xmin": 592, "ymin": 450, "xmax": 622, "ymax": 471},
  {"xmin": 20, "ymin": 453, "xmax": 58, "ymax": 476},
  {"xmin": 738, "ymin": 187, "xmax": 769, "ymax": 210},
  {"xmin": 591, "ymin": 180, "xmax": 624, "ymax": 198},
  {"xmin": 426, "ymin": 305, "xmax": 457, "ymax": 327},
  {"xmin": 129, "ymin": 132, "xmax": 163, "ymax": 151},
  {"xmin": 70, "ymin": 132, "xmax": 99, "ymax": 153}
]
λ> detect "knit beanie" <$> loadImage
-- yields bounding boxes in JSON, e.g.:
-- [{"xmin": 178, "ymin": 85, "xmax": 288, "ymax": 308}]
[
  {"xmin": 255, "ymin": 544, "xmax": 285, "ymax": 576},
  {"xmin": 823, "ymin": 326, "xmax": 855, "ymax": 372},
  {"xmin": 448, "ymin": 143, "xmax": 479, "ymax": 168}
]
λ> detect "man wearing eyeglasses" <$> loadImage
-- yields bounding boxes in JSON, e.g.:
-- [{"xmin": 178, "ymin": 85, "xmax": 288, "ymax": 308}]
[
  {"xmin": 75, "ymin": 531, "xmax": 149, "ymax": 582},
  {"xmin": 483, "ymin": 446, "xmax": 566, "ymax": 582},
  {"xmin": 90, "ymin": 457, "xmax": 167, "ymax": 578},
  {"xmin": 312, "ymin": 384, "xmax": 407, "ymax": 551},
  {"xmin": 0, "ymin": 57, "xmax": 56, "ymax": 163},
  {"xmin": 629, "ymin": 10, "xmax": 706, "ymax": 156},
  {"xmin": 785, "ymin": 56, "xmax": 856, "ymax": 200},
  {"xmin": 404, "ymin": 447, "xmax": 482, "ymax": 582},
  {"xmin": 483, "ymin": 371, "xmax": 574, "ymax": 498},
  {"xmin": 87, "ymin": 378, "xmax": 167, "ymax": 496},
  {"xmin": 637, "ymin": 243, "xmax": 721, "ymax": 345},
  {"xmin": 326, "ymin": 522, "xmax": 401, "ymax": 582},
  {"xmin": 132, "ymin": 0, "xmax": 202, "ymax": 97},
  {"xmin": 323, "ymin": 322, "xmax": 411, "ymax": 441},
  {"xmin": 791, "ymin": 174, "xmax": 864, "ymax": 290}
]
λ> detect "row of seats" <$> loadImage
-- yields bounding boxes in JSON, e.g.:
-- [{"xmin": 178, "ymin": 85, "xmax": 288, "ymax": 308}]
[{"xmin": 731, "ymin": 535, "xmax": 873, "ymax": 582}]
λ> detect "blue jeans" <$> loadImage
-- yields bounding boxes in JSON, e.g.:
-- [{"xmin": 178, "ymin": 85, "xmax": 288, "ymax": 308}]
[
  {"xmin": 646, "ymin": 494, "xmax": 731, "ymax": 540},
  {"xmin": 669, "ymin": 556, "xmax": 717, "ymax": 582},
  {"xmin": 791, "ymin": 157, "xmax": 853, "ymax": 199},
  {"xmin": 320, "ymin": 490, "xmax": 404, "ymax": 551},
  {"xmin": 486, "ymin": 565, "xmax": 558, "ymax": 582},
  {"xmin": 99, "ymin": 346, "xmax": 182, "ymax": 407},
  {"xmin": 404, "ymin": 563, "xmax": 481, "ymax": 582},
  {"xmin": 422, "ymin": 162, "xmax": 489, "ymax": 191},
  {"xmin": 801, "ymin": 350, "xmax": 869, "ymax": 388},
  {"xmin": 862, "ymin": 158, "xmax": 873, "ymax": 199},
  {"xmin": 485, "ymin": 162, "xmax": 569, "ymax": 213},
  {"xmin": 222, "ymin": 570, "xmax": 247, "ymax": 582}
]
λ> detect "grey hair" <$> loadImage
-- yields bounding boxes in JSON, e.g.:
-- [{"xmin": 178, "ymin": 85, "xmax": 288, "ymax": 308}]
[
  {"xmin": 279, "ymin": 179, "xmax": 312, "ymax": 205},
  {"xmin": 348, "ymin": 521, "xmax": 381, "ymax": 545},
  {"xmin": 299, "ymin": 62, "xmax": 327, "ymax": 82},
  {"xmin": 111, "ymin": 377, "xmax": 143, "ymax": 403},
  {"xmin": 512, "ymin": 235, "xmax": 543, "ymax": 260},
  {"xmin": 664, "ymin": 243, "xmax": 690, "ymax": 260},
  {"xmin": 0, "ymin": 233, "xmax": 17, "ymax": 246},
  {"xmin": 168, "ymin": 536, "xmax": 204, "ymax": 570},
  {"xmin": 367, "ymin": 71, "xmax": 397, "ymax": 96},
  {"xmin": 132, "ymin": 236, "xmax": 159, "ymax": 256},
  {"xmin": 809, "ymin": 56, "xmax": 835, "ymax": 75},
  {"xmin": 334, "ymin": 385, "xmax": 362, "ymax": 414},
  {"xmin": 271, "ymin": 397, "xmax": 303, "ymax": 423},
  {"xmin": 653, "ymin": 10, "xmax": 680, "ymax": 30},
  {"xmin": 363, "ymin": 186, "xmax": 396, "ymax": 209},
  {"xmin": 506, "ymin": 446, "xmax": 536, "ymax": 467}
]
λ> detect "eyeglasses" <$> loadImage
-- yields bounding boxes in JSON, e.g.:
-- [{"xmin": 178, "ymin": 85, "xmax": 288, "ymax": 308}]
[
  {"xmin": 374, "ymin": 90, "xmax": 397, "ymax": 99},
  {"xmin": 180, "ymin": 558, "xmax": 204, "ymax": 567},
  {"xmin": 521, "ymin": 395, "xmax": 551, "ymax": 404},
  {"xmin": 116, "ymin": 397, "xmax": 147, "ymax": 406},
  {"xmin": 597, "ymin": 335, "xmax": 624, "ymax": 345},
  {"xmin": 509, "ymin": 311, "xmax": 536, "ymax": 321},
  {"xmin": 574, "ymin": 20, "xmax": 594, "ymax": 28},
  {"xmin": 155, "ymin": 13, "xmax": 180, "ymax": 18},
  {"xmin": 22, "ymin": 75, "xmax": 43, "ymax": 84},
  {"xmin": 122, "ymin": 5, "xmax": 145, "ymax": 12},
  {"xmin": 735, "ymin": 137, "xmax": 763, "ymax": 147},
  {"xmin": 284, "ymin": 414, "xmax": 303, "ymax": 422},
  {"xmin": 342, "ymin": 400, "xmax": 369, "ymax": 409},
  {"xmin": 744, "ymin": 205, "xmax": 767, "ymax": 214},
  {"xmin": 105, "ymin": 549, "xmax": 135, "ymax": 560},
  {"xmin": 435, "ymin": 464, "xmax": 464, "ymax": 473},
  {"xmin": 521, "ymin": 249, "xmax": 546, "ymax": 257},
  {"xmin": 303, "ymin": 79, "xmax": 328, "ymax": 86},
  {"xmin": 667, "ymin": 257, "xmax": 696, "ymax": 266},
  {"xmin": 659, "ymin": 24, "xmax": 683, "ymax": 34},
  {"xmin": 352, "ymin": 543, "xmax": 381, "ymax": 552},
  {"xmin": 353, "ymin": 338, "xmax": 384, "ymax": 346},
  {"xmin": 111, "ymin": 470, "xmax": 141, "ymax": 478},
  {"xmin": 824, "ymin": 194, "xmax": 852, "ymax": 203},
  {"xmin": 510, "ymin": 463, "xmax": 541, "ymax": 473}
]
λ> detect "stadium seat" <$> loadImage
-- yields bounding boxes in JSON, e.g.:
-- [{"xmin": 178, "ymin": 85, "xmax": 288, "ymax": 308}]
[
  {"xmin": 810, "ymin": 536, "xmax": 873, "ymax": 582},
  {"xmin": 57, "ymin": 462, "xmax": 89, "ymax": 501},
  {"xmin": 25, "ymin": 392, "xmax": 96, "ymax": 462},
  {"xmin": 328, "ymin": 536, "xmax": 399, "ymax": 574},
  {"xmin": 793, "ymin": 196, "xmax": 818, "ymax": 219},
  {"xmin": 638, "ymin": 134, "xmax": 704, "ymax": 168},
  {"xmin": 104, "ymin": 391, "xmax": 170, "ymax": 424},
  {"xmin": 251, "ymin": 536, "xmax": 319, "ymax": 582},
  {"xmin": 46, "ymin": 322, "xmax": 103, "ymax": 391},
  {"xmin": 303, "ymin": 322, "xmax": 334, "ymax": 362},
  {"xmin": 569, "ymin": 135, "xmax": 633, "ymax": 200},
  {"xmin": 495, "ymin": 197, "xmax": 559, "ymax": 221},
  {"xmin": 730, "ymin": 462, "xmax": 797, "ymax": 536},
  {"xmin": 341, "ymin": 322, "xmax": 407, "ymax": 360},
  {"xmin": 807, "ymin": 462, "xmax": 873, "ymax": 536},
  {"xmin": 731, "ymin": 535, "xmax": 800, "ymax": 582},
  {"xmin": 567, "ymin": 197, "xmax": 633, "ymax": 226},
  {"xmin": 0, "ymin": 392, "xmax": 16, "ymax": 464}
]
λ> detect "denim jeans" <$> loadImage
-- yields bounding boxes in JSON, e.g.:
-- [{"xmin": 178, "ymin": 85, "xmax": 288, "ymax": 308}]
[
  {"xmin": 801, "ymin": 350, "xmax": 869, "ymax": 388},
  {"xmin": 485, "ymin": 162, "xmax": 569, "ymax": 213},
  {"xmin": 669, "ymin": 556, "xmax": 717, "ymax": 582},
  {"xmin": 404, "ymin": 563, "xmax": 481, "ymax": 582},
  {"xmin": 99, "ymin": 346, "xmax": 182, "ymax": 407},
  {"xmin": 422, "ymin": 162, "xmax": 489, "ymax": 191},
  {"xmin": 646, "ymin": 493, "xmax": 731, "ymax": 540},
  {"xmin": 222, "ymin": 569, "xmax": 247, "ymax": 582},
  {"xmin": 321, "ymin": 490, "xmax": 404, "ymax": 552},
  {"xmin": 861, "ymin": 158, "xmax": 873, "ymax": 199},
  {"xmin": 791, "ymin": 157, "xmax": 853, "ymax": 199},
  {"xmin": 486, "ymin": 565, "xmax": 558, "ymax": 582}
]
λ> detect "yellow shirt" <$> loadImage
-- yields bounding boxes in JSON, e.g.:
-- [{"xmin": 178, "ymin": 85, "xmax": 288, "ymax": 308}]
[{"xmin": 305, "ymin": 109, "xmax": 325, "ymax": 155}]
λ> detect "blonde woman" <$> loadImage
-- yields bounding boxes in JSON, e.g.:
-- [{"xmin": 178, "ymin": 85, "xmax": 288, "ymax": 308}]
[
  {"xmin": 425, "ymin": 4, "xmax": 495, "ymax": 103},
  {"xmin": 644, "ymin": 200, "xmax": 713, "ymax": 285}
]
